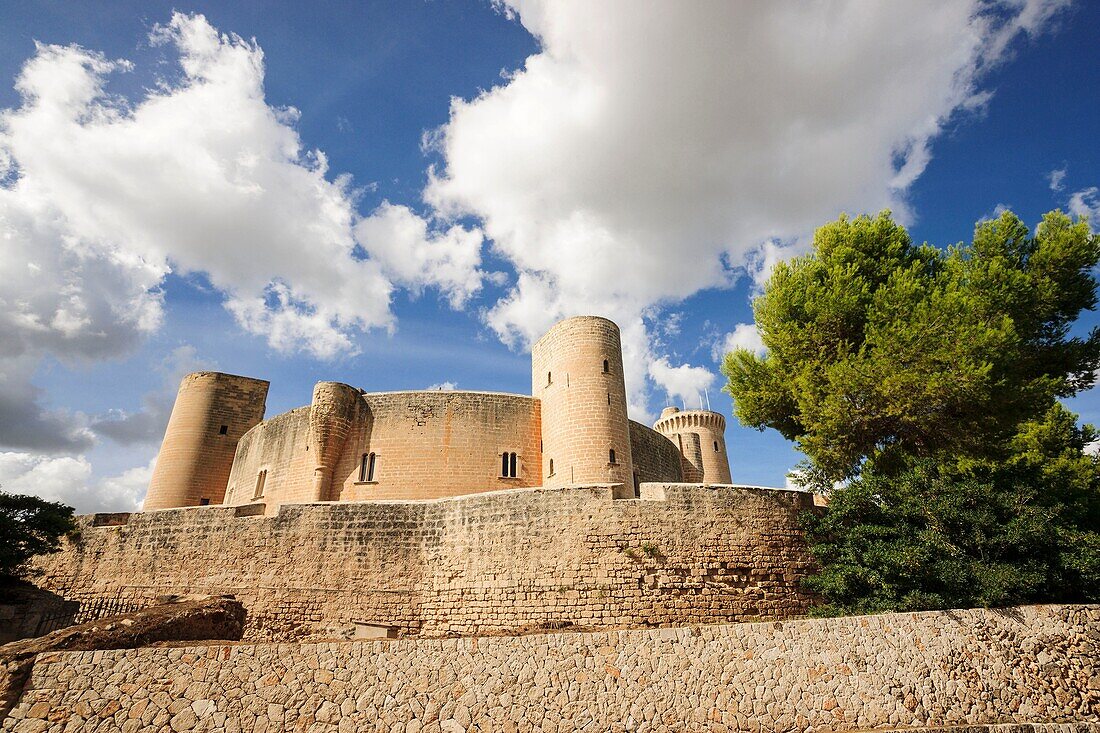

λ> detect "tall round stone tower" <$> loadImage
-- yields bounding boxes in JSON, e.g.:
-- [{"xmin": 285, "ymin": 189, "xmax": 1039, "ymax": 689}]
[
  {"xmin": 653, "ymin": 407, "xmax": 732, "ymax": 484},
  {"xmin": 532, "ymin": 316, "xmax": 633, "ymax": 489},
  {"xmin": 144, "ymin": 372, "xmax": 269, "ymax": 510}
]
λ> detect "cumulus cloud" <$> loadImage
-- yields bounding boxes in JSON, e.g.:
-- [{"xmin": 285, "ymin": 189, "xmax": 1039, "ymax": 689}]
[
  {"xmin": 712, "ymin": 324, "xmax": 766, "ymax": 363},
  {"xmin": 648, "ymin": 357, "xmax": 717, "ymax": 411},
  {"xmin": 355, "ymin": 202, "xmax": 485, "ymax": 308},
  {"xmin": 420, "ymin": 0, "xmax": 1068, "ymax": 412},
  {"xmin": 0, "ymin": 452, "xmax": 152, "ymax": 513},
  {"xmin": 0, "ymin": 12, "xmax": 484, "ymax": 363}
]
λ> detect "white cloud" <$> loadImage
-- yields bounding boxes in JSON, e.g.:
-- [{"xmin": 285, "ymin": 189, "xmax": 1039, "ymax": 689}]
[
  {"xmin": 1068, "ymin": 187, "xmax": 1099, "ymax": 225},
  {"xmin": 0, "ymin": 452, "xmax": 152, "ymax": 514},
  {"xmin": 354, "ymin": 202, "xmax": 485, "ymax": 309},
  {"xmin": 421, "ymin": 0, "xmax": 1067, "ymax": 411},
  {"xmin": 648, "ymin": 357, "xmax": 716, "ymax": 411},
  {"xmin": 0, "ymin": 12, "xmax": 484, "ymax": 363},
  {"xmin": 426, "ymin": 381, "xmax": 458, "ymax": 391},
  {"xmin": 1048, "ymin": 165, "xmax": 1067, "ymax": 191},
  {"xmin": 712, "ymin": 323, "xmax": 766, "ymax": 363}
]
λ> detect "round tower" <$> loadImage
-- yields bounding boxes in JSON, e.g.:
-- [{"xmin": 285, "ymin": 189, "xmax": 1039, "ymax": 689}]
[
  {"xmin": 144, "ymin": 372, "xmax": 269, "ymax": 510},
  {"xmin": 309, "ymin": 381, "xmax": 361, "ymax": 502},
  {"xmin": 653, "ymin": 407, "xmax": 732, "ymax": 484},
  {"xmin": 532, "ymin": 316, "xmax": 633, "ymax": 489}
]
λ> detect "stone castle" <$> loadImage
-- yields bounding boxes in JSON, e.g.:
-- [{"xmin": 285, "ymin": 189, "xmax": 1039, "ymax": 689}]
[
  {"xmin": 143, "ymin": 315, "xmax": 732, "ymax": 513},
  {"xmin": 7, "ymin": 316, "xmax": 1099, "ymax": 731}
]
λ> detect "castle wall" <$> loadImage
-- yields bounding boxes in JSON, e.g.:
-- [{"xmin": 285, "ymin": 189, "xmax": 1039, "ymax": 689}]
[
  {"xmin": 628, "ymin": 420, "xmax": 683, "ymax": 486},
  {"xmin": 531, "ymin": 316, "xmax": 633, "ymax": 489},
  {"xmin": 144, "ymin": 372, "xmax": 269, "ymax": 510},
  {"xmin": 223, "ymin": 407, "xmax": 314, "ymax": 507},
  {"xmin": 28, "ymin": 485, "xmax": 816, "ymax": 641},
  {"xmin": 224, "ymin": 391, "xmax": 542, "ymax": 511},
  {"xmin": 8, "ymin": 605, "xmax": 1097, "ymax": 732}
]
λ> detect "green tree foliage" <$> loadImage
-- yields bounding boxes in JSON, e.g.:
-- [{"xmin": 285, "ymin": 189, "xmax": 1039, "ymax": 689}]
[
  {"xmin": 722, "ymin": 209, "xmax": 1100, "ymax": 613},
  {"xmin": 801, "ymin": 403, "xmax": 1100, "ymax": 615},
  {"xmin": 723, "ymin": 210, "xmax": 1100, "ymax": 479},
  {"xmin": 0, "ymin": 492, "xmax": 76, "ymax": 580}
]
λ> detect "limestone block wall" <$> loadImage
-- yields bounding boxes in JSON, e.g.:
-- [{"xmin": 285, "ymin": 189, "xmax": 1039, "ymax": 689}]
[
  {"xmin": 6, "ymin": 605, "xmax": 1097, "ymax": 732},
  {"xmin": 532, "ymin": 316, "xmax": 634, "ymax": 488},
  {"xmin": 224, "ymin": 407, "xmax": 313, "ymax": 507},
  {"xmin": 28, "ymin": 485, "xmax": 816, "ymax": 641},
  {"xmin": 144, "ymin": 372, "xmax": 269, "ymax": 510},
  {"xmin": 628, "ymin": 420, "xmax": 683, "ymax": 486},
  {"xmin": 224, "ymin": 391, "xmax": 542, "ymax": 510}
]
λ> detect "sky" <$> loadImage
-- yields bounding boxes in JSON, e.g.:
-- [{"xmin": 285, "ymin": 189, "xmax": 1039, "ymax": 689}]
[{"xmin": 0, "ymin": 1, "xmax": 1098, "ymax": 513}]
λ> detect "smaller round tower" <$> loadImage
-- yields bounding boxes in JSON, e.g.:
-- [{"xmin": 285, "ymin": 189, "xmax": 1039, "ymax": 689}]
[
  {"xmin": 145, "ymin": 372, "xmax": 269, "ymax": 510},
  {"xmin": 653, "ymin": 407, "xmax": 732, "ymax": 484},
  {"xmin": 309, "ymin": 381, "xmax": 361, "ymax": 502}
]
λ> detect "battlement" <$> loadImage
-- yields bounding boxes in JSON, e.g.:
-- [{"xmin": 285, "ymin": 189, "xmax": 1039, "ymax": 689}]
[{"xmin": 653, "ymin": 407, "xmax": 727, "ymax": 433}]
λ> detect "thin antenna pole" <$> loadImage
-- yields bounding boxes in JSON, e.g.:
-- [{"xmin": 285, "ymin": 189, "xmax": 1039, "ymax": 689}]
[{"xmin": 705, "ymin": 389, "xmax": 711, "ymax": 411}]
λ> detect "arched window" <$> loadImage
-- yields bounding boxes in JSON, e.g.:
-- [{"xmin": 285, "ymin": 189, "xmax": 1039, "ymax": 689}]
[
  {"xmin": 603, "ymin": 359, "xmax": 609, "ymax": 373},
  {"xmin": 714, "ymin": 440, "xmax": 720, "ymax": 452},
  {"xmin": 253, "ymin": 470, "xmax": 266, "ymax": 499},
  {"xmin": 609, "ymin": 448, "xmax": 617, "ymax": 464},
  {"xmin": 607, "ymin": 392, "xmax": 611, "ymax": 405},
  {"xmin": 548, "ymin": 458, "xmax": 555, "ymax": 477},
  {"xmin": 501, "ymin": 452, "xmax": 518, "ymax": 478},
  {"xmin": 359, "ymin": 452, "xmax": 377, "ymax": 482}
]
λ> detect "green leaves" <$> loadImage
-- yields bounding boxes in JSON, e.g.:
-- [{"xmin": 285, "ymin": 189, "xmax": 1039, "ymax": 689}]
[
  {"xmin": 802, "ymin": 405, "xmax": 1100, "ymax": 615},
  {"xmin": 723, "ymin": 209, "xmax": 1100, "ymax": 614},
  {"xmin": 723, "ymin": 209, "xmax": 1100, "ymax": 479},
  {"xmin": 0, "ymin": 492, "xmax": 76, "ymax": 580}
]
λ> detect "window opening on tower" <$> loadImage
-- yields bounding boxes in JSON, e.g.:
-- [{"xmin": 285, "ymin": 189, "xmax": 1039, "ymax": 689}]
[
  {"xmin": 501, "ymin": 452, "xmax": 518, "ymax": 478},
  {"xmin": 359, "ymin": 453, "xmax": 377, "ymax": 482}
]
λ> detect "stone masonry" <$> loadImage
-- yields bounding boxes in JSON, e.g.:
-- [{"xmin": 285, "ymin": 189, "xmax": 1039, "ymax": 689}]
[
  {"xmin": 28, "ymin": 485, "xmax": 817, "ymax": 642},
  {"xmin": 4, "ymin": 605, "xmax": 1097, "ymax": 732}
]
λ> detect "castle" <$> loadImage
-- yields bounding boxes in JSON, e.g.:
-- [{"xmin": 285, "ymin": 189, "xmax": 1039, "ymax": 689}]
[
  {"xmin": 143, "ymin": 316, "xmax": 732, "ymax": 512},
  {"xmin": 12, "ymin": 318, "xmax": 1096, "ymax": 731}
]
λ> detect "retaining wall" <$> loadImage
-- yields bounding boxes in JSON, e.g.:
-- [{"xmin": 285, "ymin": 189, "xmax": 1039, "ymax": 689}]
[
  {"xmin": 4, "ymin": 605, "xmax": 1097, "ymax": 732},
  {"xmin": 28, "ymin": 484, "xmax": 816, "ymax": 642}
]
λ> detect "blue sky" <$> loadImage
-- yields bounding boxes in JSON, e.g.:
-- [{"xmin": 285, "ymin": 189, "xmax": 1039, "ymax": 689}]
[{"xmin": 0, "ymin": 1, "xmax": 1098, "ymax": 511}]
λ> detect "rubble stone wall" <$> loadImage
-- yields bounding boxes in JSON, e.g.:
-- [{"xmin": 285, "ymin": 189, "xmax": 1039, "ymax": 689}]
[
  {"xmin": 5, "ymin": 605, "xmax": 1097, "ymax": 732},
  {"xmin": 28, "ymin": 484, "xmax": 817, "ymax": 641}
]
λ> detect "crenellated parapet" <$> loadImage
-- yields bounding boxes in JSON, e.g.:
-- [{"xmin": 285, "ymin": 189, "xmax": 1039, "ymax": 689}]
[
  {"xmin": 653, "ymin": 409, "xmax": 727, "ymax": 435},
  {"xmin": 653, "ymin": 407, "xmax": 732, "ymax": 484}
]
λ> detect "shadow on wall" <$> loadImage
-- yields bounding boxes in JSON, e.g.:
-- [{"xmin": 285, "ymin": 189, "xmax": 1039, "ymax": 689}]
[{"xmin": 0, "ymin": 582, "xmax": 79, "ymax": 644}]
